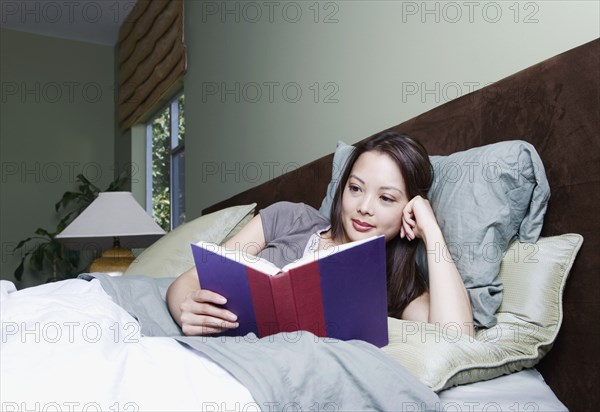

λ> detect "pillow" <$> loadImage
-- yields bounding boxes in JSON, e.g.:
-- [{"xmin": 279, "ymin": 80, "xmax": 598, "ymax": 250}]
[
  {"xmin": 319, "ymin": 140, "xmax": 551, "ymax": 328},
  {"xmin": 124, "ymin": 204, "xmax": 256, "ymax": 278},
  {"xmin": 319, "ymin": 140, "xmax": 355, "ymax": 216},
  {"xmin": 382, "ymin": 233, "xmax": 583, "ymax": 391}
]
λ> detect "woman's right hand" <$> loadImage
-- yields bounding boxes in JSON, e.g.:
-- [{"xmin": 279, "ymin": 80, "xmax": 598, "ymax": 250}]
[
  {"xmin": 179, "ymin": 289, "xmax": 239, "ymax": 336},
  {"xmin": 167, "ymin": 215, "xmax": 267, "ymax": 335}
]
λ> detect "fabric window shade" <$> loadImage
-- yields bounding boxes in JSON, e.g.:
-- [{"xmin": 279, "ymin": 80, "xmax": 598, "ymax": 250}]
[{"xmin": 117, "ymin": 0, "xmax": 186, "ymax": 131}]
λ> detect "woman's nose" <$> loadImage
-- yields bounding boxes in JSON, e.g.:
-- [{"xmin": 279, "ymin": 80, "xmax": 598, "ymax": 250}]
[{"xmin": 357, "ymin": 195, "xmax": 374, "ymax": 215}]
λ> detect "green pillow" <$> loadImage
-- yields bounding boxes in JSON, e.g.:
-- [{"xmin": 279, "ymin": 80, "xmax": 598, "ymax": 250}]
[
  {"xmin": 124, "ymin": 204, "xmax": 256, "ymax": 278},
  {"xmin": 382, "ymin": 233, "xmax": 583, "ymax": 391}
]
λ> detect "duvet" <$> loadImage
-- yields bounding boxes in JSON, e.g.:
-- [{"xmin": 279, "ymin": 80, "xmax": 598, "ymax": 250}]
[{"xmin": 1, "ymin": 275, "xmax": 440, "ymax": 411}]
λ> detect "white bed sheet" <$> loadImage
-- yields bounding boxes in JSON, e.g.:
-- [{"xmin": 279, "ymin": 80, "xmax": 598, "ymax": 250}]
[
  {"xmin": 1, "ymin": 279, "xmax": 255, "ymax": 412},
  {"xmin": 1, "ymin": 279, "xmax": 568, "ymax": 412},
  {"xmin": 438, "ymin": 368, "xmax": 568, "ymax": 412}
]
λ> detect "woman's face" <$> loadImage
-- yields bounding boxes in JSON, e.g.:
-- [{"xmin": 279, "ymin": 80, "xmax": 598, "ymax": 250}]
[{"xmin": 340, "ymin": 151, "xmax": 408, "ymax": 243}]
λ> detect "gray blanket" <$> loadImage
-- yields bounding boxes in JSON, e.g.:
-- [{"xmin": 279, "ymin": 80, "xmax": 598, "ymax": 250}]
[{"xmin": 80, "ymin": 273, "xmax": 440, "ymax": 410}]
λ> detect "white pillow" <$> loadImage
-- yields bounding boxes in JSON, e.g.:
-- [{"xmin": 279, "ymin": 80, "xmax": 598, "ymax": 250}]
[{"xmin": 124, "ymin": 204, "xmax": 256, "ymax": 278}]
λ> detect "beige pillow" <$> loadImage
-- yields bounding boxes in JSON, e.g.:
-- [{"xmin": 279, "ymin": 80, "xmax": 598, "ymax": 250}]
[
  {"xmin": 124, "ymin": 204, "xmax": 256, "ymax": 278},
  {"xmin": 382, "ymin": 233, "xmax": 583, "ymax": 391}
]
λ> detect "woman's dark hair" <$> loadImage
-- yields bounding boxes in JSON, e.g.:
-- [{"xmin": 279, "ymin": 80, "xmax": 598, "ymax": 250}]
[{"xmin": 330, "ymin": 131, "xmax": 433, "ymax": 317}]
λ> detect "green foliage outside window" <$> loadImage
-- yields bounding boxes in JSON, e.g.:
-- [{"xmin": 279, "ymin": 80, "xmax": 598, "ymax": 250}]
[{"xmin": 150, "ymin": 95, "xmax": 185, "ymax": 231}]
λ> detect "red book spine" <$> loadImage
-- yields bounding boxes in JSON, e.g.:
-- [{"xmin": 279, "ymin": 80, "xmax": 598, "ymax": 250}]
[
  {"xmin": 246, "ymin": 267, "xmax": 279, "ymax": 337},
  {"xmin": 270, "ymin": 272, "xmax": 299, "ymax": 333},
  {"xmin": 289, "ymin": 261, "xmax": 327, "ymax": 337}
]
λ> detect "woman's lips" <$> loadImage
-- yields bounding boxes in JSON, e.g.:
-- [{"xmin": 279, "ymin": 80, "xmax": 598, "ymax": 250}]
[{"xmin": 352, "ymin": 219, "xmax": 374, "ymax": 232}]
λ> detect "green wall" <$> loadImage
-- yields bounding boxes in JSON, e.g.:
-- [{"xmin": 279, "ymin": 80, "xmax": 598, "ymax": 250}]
[
  {"xmin": 183, "ymin": 0, "xmax": 600, "ymax": 217},
  {"xmin": 0, "ymin": 29, "xmax": 115, "ymax": 287},
  {"xmin": 1, "ymin": 1, "xmax": 599, "ymax": 286}
]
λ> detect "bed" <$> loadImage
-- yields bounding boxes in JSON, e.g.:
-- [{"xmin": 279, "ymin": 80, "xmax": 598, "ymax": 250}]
[{"xmin": 2, "ymin": 39, "xmax": 598, "ymax": 411}]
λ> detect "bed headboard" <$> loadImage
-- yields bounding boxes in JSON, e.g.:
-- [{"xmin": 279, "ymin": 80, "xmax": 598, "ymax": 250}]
[{"xmin": 203, "ymin": 38, "xmax": 600, "ymax": 410}]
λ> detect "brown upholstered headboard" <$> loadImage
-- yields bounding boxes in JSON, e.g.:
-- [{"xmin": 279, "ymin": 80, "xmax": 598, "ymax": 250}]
[{"xmin": 203, "ymin": 39, "xmax": 600, "ymax": 411}]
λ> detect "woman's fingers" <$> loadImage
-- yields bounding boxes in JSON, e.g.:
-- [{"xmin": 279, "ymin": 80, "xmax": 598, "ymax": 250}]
[
  {"xmin": 181, "ymin": 309, "xmax": 238, "ymax": 329},
  {"xmin": 403, "ymin": 219, "xmax": 415, "ymax": 240},
  {"xmin": 402, "ymin": 202, "xmax": 417, "ymax": 240},
  {"xmin": 180, "ymin": 289, "xmax": 239, "ymax": 335},
  {"xmin": 181, "ymin": 320, "xmax": 237, "ymax": 336},
  {"xmin": 402, "ymin": 195, "xmax": 436, "ymax": 241},
  {"xmin": 192, "ymin": 289, "xmax": 227, "ymax": 305},
  {"xmin": 193, "ymin": 289, "xmax": 238, "ymax": 320}
]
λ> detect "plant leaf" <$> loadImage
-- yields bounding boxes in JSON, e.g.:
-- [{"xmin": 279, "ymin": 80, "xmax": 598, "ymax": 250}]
[
  {"xmin": 106, "ymin": 170, "xmax": 129, "ymax": 192},
  {"xmin": 34, "ymin": 228, "xmax": 53, "ymax": 238},
  {"xmin": 55, "ymin": 191, "xmax": 82, "ymax": 212},
  {"xmin": 14, "ymin": 260, "xmax": 25, "ymax": 281},
  {"xmin": 30, "ymin": 246, "xmax": 46, "ymax": 271},
  {"xmin": 77, "ymin": 174, "xmax": 101, "ymax": 195},
  {"xmin": 13, "ymin": 237, "xmax": 34, "ymax": 251}
]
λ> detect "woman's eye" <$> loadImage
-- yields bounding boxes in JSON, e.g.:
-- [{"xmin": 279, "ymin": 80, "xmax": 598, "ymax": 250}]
[
  {"xmin": 380, "ymin": 196, "xmax": 394, "ymax": 203},
  {"xmin": 348, "ymin": 184, "xmax": 360, "ymax": 192}
]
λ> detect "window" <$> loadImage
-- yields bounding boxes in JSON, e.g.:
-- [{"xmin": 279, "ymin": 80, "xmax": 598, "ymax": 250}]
[{"xmin": 146, "ymin": 93, "xmax": 185, "ymax": 231}]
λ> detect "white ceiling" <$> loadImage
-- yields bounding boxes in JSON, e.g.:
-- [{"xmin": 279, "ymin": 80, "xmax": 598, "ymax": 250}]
[{"xmin": 0, "ymin": 0, "xmax": 136, "ymax": 46}]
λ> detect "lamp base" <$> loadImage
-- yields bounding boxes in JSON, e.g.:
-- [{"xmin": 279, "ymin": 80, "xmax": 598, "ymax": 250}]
[{"xmin": 88, "ymin": 247, "xmax": 135, "ymax": 273}]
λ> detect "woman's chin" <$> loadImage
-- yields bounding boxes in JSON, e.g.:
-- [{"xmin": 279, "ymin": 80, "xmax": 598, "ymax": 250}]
[{"xmin": 346, "ymin": 229, "xmax": 377, "ymax": 242}]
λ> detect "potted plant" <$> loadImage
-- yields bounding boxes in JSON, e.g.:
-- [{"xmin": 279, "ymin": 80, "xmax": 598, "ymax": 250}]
[{"xmin": 13, "ymin": 172, "xmax": 129, "ymax": 283}]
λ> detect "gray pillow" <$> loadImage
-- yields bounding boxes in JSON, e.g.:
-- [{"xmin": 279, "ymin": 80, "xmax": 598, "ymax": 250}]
[
  {"xmin": 319, "ymin": 140, "xmax": 550, "ymax": 328},
  {"xmin": 319, "ymin": 141, "xmax": 355, "ymax": 216}
]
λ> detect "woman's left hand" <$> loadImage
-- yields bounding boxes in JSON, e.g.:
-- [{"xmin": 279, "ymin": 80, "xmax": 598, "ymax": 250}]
[
  {"xmin": 400, "ymin": 195, "xmax": 439, "ymax": 242},
  {"xmin": 401, "ymin": 195, "xmax": 474, "ymax": 337}
]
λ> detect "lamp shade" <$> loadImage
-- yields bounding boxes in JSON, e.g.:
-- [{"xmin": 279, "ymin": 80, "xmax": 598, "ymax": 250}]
[{"xmin": 55, "ymin": 192, "xmax": 165, "ymax": 251}]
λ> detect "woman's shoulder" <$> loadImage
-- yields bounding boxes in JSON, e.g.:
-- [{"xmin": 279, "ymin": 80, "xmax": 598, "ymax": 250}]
[
  {"xmin": 261, "ymin": 201, "xmax": 327, "ymax": 220},
  {"xmin": 260, "ymin": 201, "xmax": 329, "ymax": 231}
]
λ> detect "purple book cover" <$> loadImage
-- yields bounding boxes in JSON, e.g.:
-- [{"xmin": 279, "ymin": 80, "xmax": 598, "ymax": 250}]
[
  {"xmin": 317, "ymin": 235, "xmax": 388, "ymax": 347},
  {"xmin": 191, "ymin": 235, "xmax": 388, "ymax": 347}
]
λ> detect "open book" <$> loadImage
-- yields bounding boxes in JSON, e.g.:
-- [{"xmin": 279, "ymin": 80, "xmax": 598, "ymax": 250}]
[{"xmin": 191, "ymin": 235, "xmax": 388, "ymax": 347}]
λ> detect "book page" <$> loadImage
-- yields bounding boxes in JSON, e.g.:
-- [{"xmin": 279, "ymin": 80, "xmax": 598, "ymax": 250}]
[
  {"xmin": 194, "ymin": 241, "xmax": 282, "ymax": 276},
  {"xmin": 280, "ymin": 235, "xmax": 383, "ymax": 272}
]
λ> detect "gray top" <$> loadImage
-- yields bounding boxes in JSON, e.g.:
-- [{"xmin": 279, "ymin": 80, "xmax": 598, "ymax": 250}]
[{"xmin": 258, "ymin": 201, "xmax": 330, "ymax": 268}]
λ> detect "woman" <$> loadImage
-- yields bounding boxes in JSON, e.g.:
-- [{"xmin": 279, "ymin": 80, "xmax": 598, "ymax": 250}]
[{"xmin": 167, "ymin": 131, "xmax": 474, "ymax": 337}]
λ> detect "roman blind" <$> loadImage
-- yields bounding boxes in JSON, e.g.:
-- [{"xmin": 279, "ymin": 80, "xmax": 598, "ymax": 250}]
[{"xmin": 117, "ymin": 0, "xmax": 186, "ymax": 131}]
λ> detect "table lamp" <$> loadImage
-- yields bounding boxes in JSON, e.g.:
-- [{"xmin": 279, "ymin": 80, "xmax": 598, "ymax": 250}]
[{"xmin": 55, "ymin": 192, "xmax": 165, "ymax": 273}]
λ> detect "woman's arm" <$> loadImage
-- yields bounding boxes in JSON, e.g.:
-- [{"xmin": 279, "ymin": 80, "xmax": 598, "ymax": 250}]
[
  {"xmin": 400, "ymin": 196, "xmax": 474, "ymax": 337},
  {"xmin": 166, "ymin": 214, "xmax": 267, "ymax": 335}
]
